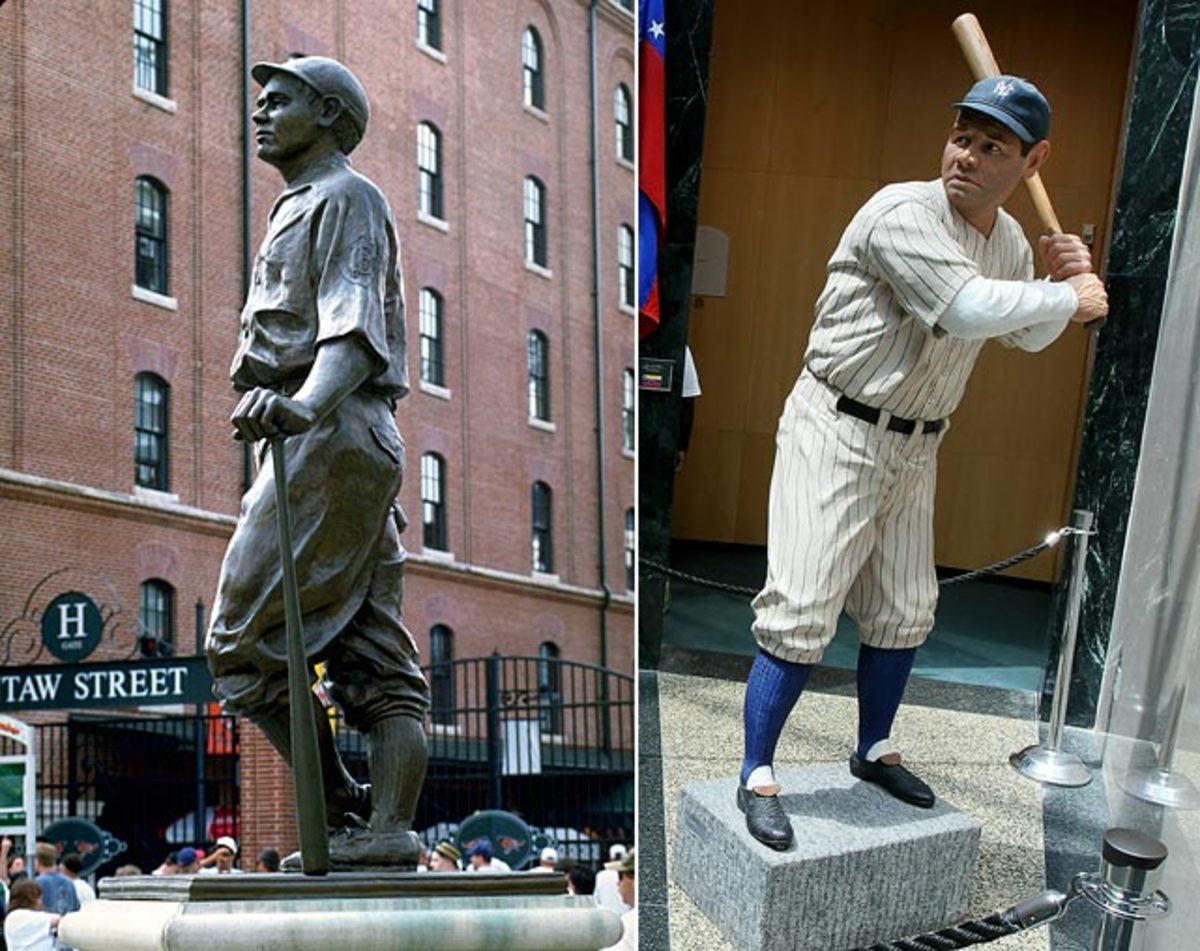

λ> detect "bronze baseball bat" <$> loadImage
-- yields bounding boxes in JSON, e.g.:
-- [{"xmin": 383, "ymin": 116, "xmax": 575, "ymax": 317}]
[
  {"xmin": 952, "ymin": 13, "xmax": 1062, "ymax": 233},
  {"xmin": 272, "ymin": 436, "xmax": 330, "ymax": 875}
]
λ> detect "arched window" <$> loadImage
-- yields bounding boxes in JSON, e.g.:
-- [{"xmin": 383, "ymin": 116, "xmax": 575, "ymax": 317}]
[
  {"xmin": 614, "ymin": 84, "xmax": 632, "ymax": 163},
  {"xmin": 527, "ymin": 330, "xmax": 550, "ymax": 421},
  {"xmin": 134, "ymin": 373, "xmax": 170, "ymax": 490},
  {"xmin": 618, "ymin": 224, "xmax": 635, "ymax": 309},
  {"xmin": 418, "ymin": 122, "xmax": 444, "ymax": 220},
  {"xmin": 419, "ymin": 288, "xmax": 445, "ymax": 386},
  {"xmin": 524, "ymin": 176, "xmax": 547, "ymax": 267},
  {"xmin": 134, "ymin": 0, "xmax": 168, "ymax": 95},
  {"xmin": 622, "ymin": 368, "xmax": 635, "ymax": 452},
  {"xmin": 422, "ymin": 452, "xmax": 448, "ymax": 551},
  {"xmin": 139, "ymin": 579, "xmax": 174, "ymax": 657},
  {"xmin": 625, "ymin": 508, "xmax": 635, "ymax": 590},
  {"xmin": 417, "ymin": 0, "xmax": 441, "ymax": 51},
  {"xmin": 538, "ymin": 640, "xmax": 562, "ymax": 734},
  {"xmin": 522, "ymin": 27, "xmax": 544, "ymax": 110},
  {"xmin": 429, "ymin": 624, "xmax": 454, "ymax": 725},
  {"xmin": 135, "ymin": 176, "xmax": 169, "ymax": 293},
  {"xmin": 531, "ymin": 481, "xmax": 553, "ymax": 573}
]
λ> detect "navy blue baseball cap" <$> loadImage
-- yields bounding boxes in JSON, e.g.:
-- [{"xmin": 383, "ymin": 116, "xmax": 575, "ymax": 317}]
[{"xmin": 953, "ymin": 75, "xmax": 1050, "ymax": 144}]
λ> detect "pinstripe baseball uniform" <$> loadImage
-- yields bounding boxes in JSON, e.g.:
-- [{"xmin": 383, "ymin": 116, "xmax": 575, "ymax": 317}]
[{"xmin": 752, "ymin": 179, "xmax": 1038, "ymax": 664}]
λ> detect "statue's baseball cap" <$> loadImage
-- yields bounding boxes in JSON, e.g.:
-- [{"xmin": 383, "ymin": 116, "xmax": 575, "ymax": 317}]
[
  {"xmin": 953, "ymin": 75, "xmax": 1050, "ymax": 144},
  {"xmin": 252, "ymin": 55, "xmax": 370, "ymax": 142}
]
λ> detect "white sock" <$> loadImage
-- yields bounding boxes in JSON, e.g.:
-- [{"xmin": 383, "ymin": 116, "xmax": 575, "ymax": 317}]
[
  {"xmin": 864, "ymin": 738, "xmax": 899, "ymax": 763},
  {"xmin": 745, "ymin": 765, "xmax": 777, "ymax": 791}
]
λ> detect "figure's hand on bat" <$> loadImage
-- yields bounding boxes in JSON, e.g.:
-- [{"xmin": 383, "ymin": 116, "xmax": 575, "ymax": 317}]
[
  {"xmin": 231, "ymin": 388, "xmax": 317, "ymax": 441},
  {"xmin": 1066, "ymin": 273, "xmax": 1109, "ymax": 325},
  {"xmin": 1039, "ymin": 233, "xmax": 1094, "ymax": 281}
]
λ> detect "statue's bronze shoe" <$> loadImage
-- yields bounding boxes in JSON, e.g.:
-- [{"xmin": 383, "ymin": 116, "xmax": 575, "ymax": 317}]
[
  {"xmin": 282, "ymin": 828, "xmax": 422, "ymax": 872},
  {"xmin": 325, "ymin": 781, "xmax": 371, "ymax": 829}
]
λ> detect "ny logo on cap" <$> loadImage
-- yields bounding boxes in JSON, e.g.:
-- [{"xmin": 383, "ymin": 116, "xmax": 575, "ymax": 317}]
[{"xmin": 994, "ymin": 79, "xmax": 1016, "ymax": 97}]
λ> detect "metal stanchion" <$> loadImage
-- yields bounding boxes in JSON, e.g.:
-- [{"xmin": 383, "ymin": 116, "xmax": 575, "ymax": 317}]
[
  {"xmin": 1011, "ymin": 509, "xmax": 1094, "ymax": 786},
  {"xmin": 1124, "ymin": 681, "xmax": 1200, "ymax": 809},
  {"xmin": 1074, "ymin": 828, "xmax": 1171, "ymax": 950}
]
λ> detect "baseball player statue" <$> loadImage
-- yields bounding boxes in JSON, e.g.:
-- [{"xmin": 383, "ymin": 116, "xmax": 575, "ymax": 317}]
[
  {"xmin": 738, "ymin": 76, "xmax": 1108, "ymax": 850},
  {"xmin": 206, "ymin": 55, "xmax": 430, "ymax": 869}
]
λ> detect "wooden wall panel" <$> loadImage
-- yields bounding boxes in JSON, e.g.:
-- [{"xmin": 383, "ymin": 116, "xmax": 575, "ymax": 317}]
[{"xmin": 673, "ymin": 0, "xmax": 1138, "ymax": 583}]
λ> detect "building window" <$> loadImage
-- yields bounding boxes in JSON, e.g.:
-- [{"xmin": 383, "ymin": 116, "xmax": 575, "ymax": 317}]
[
  {"xmin": 135, "ymin": 373, "xmax": 169, "ymax": 490},
  {"xmin": 421, "ymin": 452, "xmax": 448, "ymax": 551},
  {"xmin": 618, "ymin": 224, "xmax": 635, "ymax": 309},
  {"xmin": 614, "ymin": 84, "xmax": 632, "ymax": 163},
  {"xmin": 419, "ymin": 288, "xmax": 445, "ymax": 386},
  {"xmin": 538, "ymin": 641, "xmax": 562, "ymax": 734},
  {"xmin": 139, "ymin": 579, "xmax": 174, "ymax": 657},
  {"xmin": 135, "ymin": 177, "xmax": 168, "ymax": 294},
  {"xmin": 622, "ymin": 368, "xmax": 635, "ymax": 452},
  {"xmin": 418, "ymin": 122, "xmax": 444, "ymax": 221},
  {"xmin": 429, "ymin": 624, "xmax": 454, "ymax": 725},
  {"xmin": 524, "ymin": 176, "xmax": 547, "ymax": 268},
  {"xmin": 625, "ymin": 508, "xmax": 635, "ymax": 590},
  {"xmin": 531, "ymin": 481, "xmax": 553, "ymax": 573},
  {"xmin": 527, "ymin": 330, "xmax": 549, "ymax": 421},
  {"xmin": 134, "ymin": 0, "xmax": 168, "ymax": 96},
  {"xmin": 522, "ymin": 27, "xmax": 544, "ymax": 110},
  {"xmin": 417, "ymin": 0, "xmax": 441, "ymax": 51}
]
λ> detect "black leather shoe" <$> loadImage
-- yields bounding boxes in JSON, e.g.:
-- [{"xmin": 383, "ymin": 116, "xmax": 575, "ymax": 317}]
[
  {"xmin": 736, "ymin": 784, "xmax": 794, "ymax": 851},
  {"xmin": 849, "ymin": 754, "xmax": 936, "ymax": 808}
]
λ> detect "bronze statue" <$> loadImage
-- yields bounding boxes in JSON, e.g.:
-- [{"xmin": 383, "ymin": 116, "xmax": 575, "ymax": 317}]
[{"xmin": 206, "ymin": 55, "xmax": 429, "ymax": 871}]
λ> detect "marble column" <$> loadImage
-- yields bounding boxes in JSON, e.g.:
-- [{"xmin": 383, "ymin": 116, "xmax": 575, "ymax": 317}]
[
  {"xmin": 638, "ymin": 0, "xmax": 718, "ymax": 670},
  {"xmin": 1046, "ymin": 0, "xmax": 1200, "ymax": 726}
]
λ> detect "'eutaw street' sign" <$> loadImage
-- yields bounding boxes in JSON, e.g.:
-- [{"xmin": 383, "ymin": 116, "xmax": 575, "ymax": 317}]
[{"xmin": 0, "ymin": 658, "xmax": 213, "ymax": 712}]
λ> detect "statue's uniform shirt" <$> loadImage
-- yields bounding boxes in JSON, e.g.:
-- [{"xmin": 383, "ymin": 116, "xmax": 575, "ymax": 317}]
[{"xmin": 208, "ymin": 154, "xmax": 429, "ymax": 728}]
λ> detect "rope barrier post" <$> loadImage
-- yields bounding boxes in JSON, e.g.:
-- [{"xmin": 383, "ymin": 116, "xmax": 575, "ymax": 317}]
[
  {"xmin": 1124, "ymin": 681, "xmax": 1200, "ymax": 809},
  {"xmin": 1010, "ymin": 509, "xmax": 1094, "ymax": 787},
  {"xmin": 1073, "ymin": 828, "xmax": 1171, "ymax": 950}
]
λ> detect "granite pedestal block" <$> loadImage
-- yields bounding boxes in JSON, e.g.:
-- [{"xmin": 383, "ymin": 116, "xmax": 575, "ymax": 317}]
[
  {"xmin": 674, "ymin": 765, "xmax": 982, "ymax": 951},
  {"xmin": 57, "ymin": 873, "xmax": 623, "ymax": 951}
]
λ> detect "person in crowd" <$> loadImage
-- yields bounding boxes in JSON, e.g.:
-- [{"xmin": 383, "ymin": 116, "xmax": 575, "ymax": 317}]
[
  {"xmin": 255, "ymin": 848, "xmax": 281, "ymax": 873},
  {"xmin": 428, "ymin": 842, "xmax": 461, "ymax": 872},
  {"xmin": 174, "ymin": 848, "xmax": 200, "ymax": 875},
  {"xmin": 150, "ymin": 851, "xmax": 179, "ymax": 876},
  {"xmin": 198, "ymin": 837, "xmax": 242, "ymax": 875},
  {"xmin": 3, "ymin": 879, "xmax": 60, "ymax": 951},
  {"xmin": 600, "ymin": 849, "xmax": 636, "ymax": 951},
  {"xmin": 464, "ymin": 840, "xmax": 510, "ymax": 873},
  {"xmin": 113, "ymin": 865, "xmax": 143, "ymax": 878},
  {"xmin": 566, "ymin": 864, "xmax": 596, "ymax": 898},
  {"xmin": 530, "ymin": 846, "xmax": 558, "ymax": 873},
  {"xmin": 58, "ymin": 854, "xmax": 94, "ymax": 906},
  {"xmin": 593, "ymin": 844, "xmax": 630, "ymax": 917},
  {"xmin": 32, "ymin": 844, "xmax": 78, "ymax": 918}
]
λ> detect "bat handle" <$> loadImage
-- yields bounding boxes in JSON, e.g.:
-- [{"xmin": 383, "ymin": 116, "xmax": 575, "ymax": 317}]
[{"xmin": 1027, "ymin": 173, "xmax": 1061, "ymax": 234}]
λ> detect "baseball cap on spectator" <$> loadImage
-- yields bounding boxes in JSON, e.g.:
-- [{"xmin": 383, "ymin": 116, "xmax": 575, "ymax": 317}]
[
  {"xmin": 608, "ymin": 843, "xmax": 627, "ymax": 861},
  {"xmin": 215, "ymin": 836, "xmax": 239, "ymax": 856},
  {"xmin": 953, "ymin": 75, "xmax": 1051, "ymax": 144},
  {"xmin": 465, "ymin": 840, "xmax": 494, "ymax": 861},
  {"xmin": 177, "ymin": 847, "xmax": 198, "ymax": 866},
  {"xmin": 540, "ymin": 846, "xmax": 559, "ymax": 864},
  {"xmin": 605, "ymin": 847, "xmax": 636, "ymax": 875},
  {"xmin": 434, "ymin": 842, "xmax": 461, "ymax": 863}
]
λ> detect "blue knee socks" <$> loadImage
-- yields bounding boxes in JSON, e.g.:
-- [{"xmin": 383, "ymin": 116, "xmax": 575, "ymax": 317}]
[
  {"xmin": 856, "ymin": 643, "xmax": 917, "ymax": 759},
  {"xmin": 741, "ymin": 650, "xmax": 812, "ymax": 785}
]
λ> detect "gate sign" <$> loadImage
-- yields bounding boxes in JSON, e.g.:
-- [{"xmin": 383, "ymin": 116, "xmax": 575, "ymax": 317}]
[
  {"xmin": 41, "ymin": 592, "xmax": 103, "ymax": 662},
  {"xmin": 0, "ymin": 714, "xmax": 37, "ymax": 859},
  {"xmin": 0, "ymin": 658, "xmax": 213, "ymax": 713},
  {"xmin": 42, "ymin": 818, "xmax": 127, "ymax": 878},
  {"xmin": 456, "ymin": 809, "xmax": 534, "ymax": 870}
]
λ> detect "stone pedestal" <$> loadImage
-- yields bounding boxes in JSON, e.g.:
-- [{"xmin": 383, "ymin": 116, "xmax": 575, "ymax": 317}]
[
  {"xmin": 674, "ymin": 766, "xmax": 981, "ymax": 951},
  {"xmin": 58, "ymin": 873, "xmax": 623, "ymax": 951}
]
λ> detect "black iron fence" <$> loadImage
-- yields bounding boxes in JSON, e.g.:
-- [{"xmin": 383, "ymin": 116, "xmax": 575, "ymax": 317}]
[
  {"xmin": 28, "ymin": 653, "xmax": 632, "ymax": 874},
  {"xmin": 333, "ymin": 653, "xmax": 635, "ymax": 867},
  {"xmin": 34, "ymin": 711, "xmax": 240, "ymax": 877}
]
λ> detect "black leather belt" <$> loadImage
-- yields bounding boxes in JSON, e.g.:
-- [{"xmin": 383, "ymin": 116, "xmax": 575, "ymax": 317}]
[{"xmin": 835, "ymin": 394, "xmax": 944, "ymax": 435}]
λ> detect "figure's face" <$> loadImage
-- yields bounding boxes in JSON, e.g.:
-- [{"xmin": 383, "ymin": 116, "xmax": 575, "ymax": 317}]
[
  {"xmin": 215, "ymin": 848, "xmax": 234, "ymax": 872},
  {"xmin": 430, "ymin": 851, "xmax": 456, "ymax": 872},
  {"xmin": 469, "ymin": 854, "xmax": 487, "ymax": 870},
  {"xmin": 252, "ymin": 74, "xmax": 325, "ymax": 168},
  {"xmin": 10, "ymin": 857, "xmax": 24, "ymax": 875},
  {"xmin": 618, "ymin": 871, "xmax": 635, "ymax": 907},
  {"xmin": 940, "ymin": 114, "xmax": 1047, "ymax": 227}
]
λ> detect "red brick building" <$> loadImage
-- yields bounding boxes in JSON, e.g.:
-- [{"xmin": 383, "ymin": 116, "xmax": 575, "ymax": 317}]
[{"xmin": 0, "ymin": 0, "xmax": 635, "ymax": 873}]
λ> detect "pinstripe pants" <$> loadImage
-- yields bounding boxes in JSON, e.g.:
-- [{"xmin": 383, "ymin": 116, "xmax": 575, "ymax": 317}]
[{"xmin": 751, "ymin": 371, "xmax": 947, "ymax": 664}]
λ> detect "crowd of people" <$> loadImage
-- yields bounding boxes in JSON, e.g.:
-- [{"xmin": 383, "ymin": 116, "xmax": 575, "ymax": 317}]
[{"xmin": 2, "ymin": 833, "xmax": 636, "ymax": 950}]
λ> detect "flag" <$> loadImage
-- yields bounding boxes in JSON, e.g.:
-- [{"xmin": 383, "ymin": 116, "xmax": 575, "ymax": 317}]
[{"xmin": 638, "ymin": 0, "xmax": 666, "ymax": 339}]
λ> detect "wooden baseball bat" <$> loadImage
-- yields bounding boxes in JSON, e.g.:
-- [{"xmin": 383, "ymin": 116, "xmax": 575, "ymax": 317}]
[{"xmin": 951, "ymin": 13, "xmax": 1062, "ymax": 234}]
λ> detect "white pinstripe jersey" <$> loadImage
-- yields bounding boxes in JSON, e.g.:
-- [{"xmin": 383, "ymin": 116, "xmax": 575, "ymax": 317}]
[{"xmin": 805, "ymin": 179, "xmax": 1034, "ymax": 420}]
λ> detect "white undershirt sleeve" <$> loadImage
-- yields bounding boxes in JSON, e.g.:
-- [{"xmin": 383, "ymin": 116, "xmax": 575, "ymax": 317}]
[{"xmin": 938, "ymin": 275, "xmax": 1076, "ymax": 351}]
